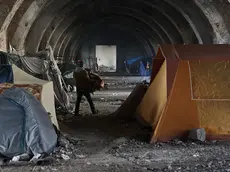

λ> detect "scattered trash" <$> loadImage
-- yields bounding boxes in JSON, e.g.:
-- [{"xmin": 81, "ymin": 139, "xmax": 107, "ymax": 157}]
[
  {"xmin": 208, "ymin": 161, "xmax": 213, "ymax": 168},
  {"xmin": 11, "ymin": 156, "xmax": 20, "ymax": 162},
  {"xmin": 11, "ymin": 154, "xmax": 30, "ymax": 162},
  {"xmin": 193, "ymin": 153, "xmax": 200, "ymax": 157},
  {"xmin": 58, "ymin": 135, "xmax": 70, "ymax": 149},
  {"xmin": 61, "ymin": 154, "xmax": 70, "ymax": 160},
  {"xmin": 30, "ymin": 154, "xmax": 42, "ymax": 162},
  {"xmin": 167, "ymin": 165, "xmax": 173, "ymax": 170}
]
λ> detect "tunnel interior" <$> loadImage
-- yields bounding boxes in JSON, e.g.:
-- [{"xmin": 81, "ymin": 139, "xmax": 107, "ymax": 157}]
[
  {"xmin": 1, "ymin": 0, "xmax": 230, "ymax": 69},
  {"xmin": 1, "ymin": 0, "xmax": 230, "ymax": 141}
]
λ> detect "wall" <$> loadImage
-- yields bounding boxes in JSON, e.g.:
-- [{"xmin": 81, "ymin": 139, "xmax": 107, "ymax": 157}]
[
  {"xmin": 0, "ymin": 31, "xmax": 7, "ymax": 51},
  {"xmin": 96, "ymin": 45, "xmax": 117, "ymax": 72},
  {"xmin": 80, "ymin": 27, "xmax": 147, "ymax": 73}
]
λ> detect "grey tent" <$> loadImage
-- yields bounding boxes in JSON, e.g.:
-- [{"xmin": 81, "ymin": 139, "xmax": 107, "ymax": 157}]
[{"xmin": 0, "ymin": 87, "xmax": 57, "ymax": 158}]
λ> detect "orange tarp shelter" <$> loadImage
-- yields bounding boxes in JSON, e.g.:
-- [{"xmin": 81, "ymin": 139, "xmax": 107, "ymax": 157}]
[{"xmin": 137, "ymin": 44, "xmax": 230, "ymax": 143}]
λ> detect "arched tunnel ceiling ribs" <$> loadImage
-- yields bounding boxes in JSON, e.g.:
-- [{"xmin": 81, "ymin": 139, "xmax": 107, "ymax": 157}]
[
  {"xmin": 52, "ymin": 14, "xmax": 163, "ymax": 59},
  {"xmin": 54, "ymin": 15, "xmax": 163, "ymax": 59},
  {"xmin": 158, "ymin": 0, "xmax": 215, "ymax": 43},
  {"xmin": 10, "ymin": 0, "xmax": 53, "ymax": 55},
  {"xmin": 61, "ymin": 16, "xmax": 162, "ymax": 60},
  {"xmin": 1, "ymin": 0, "xmax": 230, "ymax": 58},
  {"xmin": 66, "ymin": 17, "xmax": 160, "ymax": 60},
  {"xmin": 22, "ymin": 0, "xmax": 205, "ymax": 55},
  {"xmin": 25, "ymin": 0, "xmax": 197, "ymax": 55},
  {"xmin": 25, "ymin": 1, "xmax": 184, "ymax": 54},
  {"xmin": 25, "ymin": 0, "xmax": 85, "ymax": 53},
  {"xmin": 41, "ymin": 0, "xmax": 201, "ymax": 55},
  {"xmin": 68, "ymin": 25, "xmax": 155, "ymax": 62},
  {"xmin": 193, "ymin": 0, "xmax": 230, "ymax": 43}
]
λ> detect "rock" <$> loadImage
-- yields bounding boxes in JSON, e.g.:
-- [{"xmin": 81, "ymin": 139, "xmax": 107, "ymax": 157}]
[
  {"xmin": 35, "ymin": 157, "xmax": 55, "ymax": 166},
  {"xmin": 112, "ymin": 137, "xmax": 128, "ymax": 145},
  {"xmin": 193, "ymin": 153, "xmax": 199, "ymax": 157},
  {"xmin": 167, "ymin": 165, "xmax": 173, "ymax": 170},
  {"xmin": 188, "ymin": 128, "xmax": 206, "ymax": 142},
  {"xmin": 58, "ymin": 135, "xmax": 70, "ymax": 149},
  {"xmin": 128, "ymin": 157, "xmax": 135, "ymax": 162},
  {"xmin": 61, "ymin": 154, "xmax": 70, "ymax": 160}
]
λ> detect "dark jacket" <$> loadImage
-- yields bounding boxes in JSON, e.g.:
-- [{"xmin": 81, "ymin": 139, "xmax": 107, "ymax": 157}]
[{"xmin": 74, "ymin": 67, "xmax": 92, "ymax": 91}]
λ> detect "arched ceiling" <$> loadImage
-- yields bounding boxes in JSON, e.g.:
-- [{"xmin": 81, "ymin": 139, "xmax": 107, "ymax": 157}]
[{"xmin": 0, "ymin": 0, "xmax": 230, "ymax": 62}]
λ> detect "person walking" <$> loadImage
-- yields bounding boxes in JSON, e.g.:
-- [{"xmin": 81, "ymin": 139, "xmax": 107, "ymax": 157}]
[{"xmin": 74, "ymin": 60, "xmax": 97, "ymax": 115}]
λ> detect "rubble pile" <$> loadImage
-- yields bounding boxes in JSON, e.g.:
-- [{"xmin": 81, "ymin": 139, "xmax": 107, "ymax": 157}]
[
  {"xmin": 108, "ymin": 138, "xmax": 230, "ymax": 171},
  {"xmin": 51, "ymin": 134, "xmax": 87, "ymax": 161}
]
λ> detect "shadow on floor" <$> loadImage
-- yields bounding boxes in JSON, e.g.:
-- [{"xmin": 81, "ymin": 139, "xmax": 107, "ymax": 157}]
[{"xmin": 61, "ymin": 115, "xmax": 152, "ymax": 143}]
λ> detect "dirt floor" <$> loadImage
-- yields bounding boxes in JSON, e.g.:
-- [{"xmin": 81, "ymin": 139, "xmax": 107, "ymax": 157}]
[{"xmin": 2, "ymin": 76, "xmax": 230, "ymax": 172}]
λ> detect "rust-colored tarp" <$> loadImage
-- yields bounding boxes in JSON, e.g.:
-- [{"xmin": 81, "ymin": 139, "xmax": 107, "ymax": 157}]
[{"xmin": 137, "ymin": 44, "xmax": 230, "ymax": 142}]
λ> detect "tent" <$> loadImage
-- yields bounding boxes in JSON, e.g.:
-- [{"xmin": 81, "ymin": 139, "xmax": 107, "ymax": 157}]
[
  {"xmin": 0, "ymin": 87, "xmax": 57, "ymax": 158},
  {"xmin": 137, "ymin": 44, "xmax": 230, "ymax": 142},
  {"xmin": 0, "ymin": 48, "xmax": 71, "ymax": 112},
  {"xmin": 10, "ymin": 64, "xmax": 59, "ymax": 129},
  {"xmin": 0, "ymin": 65, "xmax": 13, "ymax": 83}
]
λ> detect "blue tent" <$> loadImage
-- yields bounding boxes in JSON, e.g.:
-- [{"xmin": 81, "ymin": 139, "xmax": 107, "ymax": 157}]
[
  {"xmin": 139, "ymin": 61, "xmax": 146, "ymax": 76},
  {"xmin": 126, "ymin": 56, "xmax": 144, "ymax": 65},
  {"xmin": 0, "ymin": 87, "xmax": 57, "ymax": 158},
  {"xmin": 0, "ymin": 65, "xmax": 13, "ymax": 84}
]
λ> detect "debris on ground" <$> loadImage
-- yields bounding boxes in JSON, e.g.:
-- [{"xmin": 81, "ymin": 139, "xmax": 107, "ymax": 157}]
[{"xmin": 2, "ymin": 77, "xmax": 230, "ymax": 172}]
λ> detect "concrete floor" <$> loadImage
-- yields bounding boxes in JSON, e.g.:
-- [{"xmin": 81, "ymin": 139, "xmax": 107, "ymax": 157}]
[{"xmin": 3, "ymin": 76, "xmax": 230, "ymax": 172}]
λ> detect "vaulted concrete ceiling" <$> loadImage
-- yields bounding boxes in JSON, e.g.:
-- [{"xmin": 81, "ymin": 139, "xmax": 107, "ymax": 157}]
[{"xmin": 0, "ymin": 0, "xmax": 230, "ymax": 62}]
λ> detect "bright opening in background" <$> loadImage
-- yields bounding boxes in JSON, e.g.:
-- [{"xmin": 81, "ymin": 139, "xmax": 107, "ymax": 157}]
[{"xmin": 96, "ymin": 45, "xmax": 117, "ymax": 72}]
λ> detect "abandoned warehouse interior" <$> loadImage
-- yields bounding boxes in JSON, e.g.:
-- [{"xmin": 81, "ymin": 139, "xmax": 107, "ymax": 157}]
[{"xmin": 1, "ymin": 0, "xmax": 230, "ymax": 171}]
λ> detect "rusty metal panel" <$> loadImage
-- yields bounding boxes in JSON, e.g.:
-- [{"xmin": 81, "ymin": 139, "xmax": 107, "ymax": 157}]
[
  {"xmin": 190, "ymin": 60, "xmax": 230, "ymax": 138},
  {"xmin": 174, "ymin": 44, "xmax": 230, "ymax": 60},
  {"xmin": 150, "ymin": 47, "xmax": 165, "ymax": 83},
  {"xmin": 151, "ymin": 61, "xmax": 200, "ymax": 143},
  {"xmin": 159, "ymin": 45, "xmax": 179, "ymax": 97},
  {"xmin": 189, "ymin": 60, "xmax": 230, "ymax": 99},
  {"xmin": 137, "ymin": 60, "xmax": 167, "ymax": 129}
]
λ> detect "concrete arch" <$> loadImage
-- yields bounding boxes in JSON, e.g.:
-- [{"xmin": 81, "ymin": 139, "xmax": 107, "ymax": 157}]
[
  {"xmin": 193, "ymin": 0, "xmax": 230, "ymax": 43},
  {"xmin": 63, "ymin": 15, "xmax": 165, "ymax": 59},
  {"xmin": 36, "ymin": 2, "xmax": 178, "ymax": 55},
  {"xmin": 69, "ymin": 27, "xmax": 155, "ymax": 62},
  {"xmin": 37, "ymin": 0, "xmax": 186, "ymax": 54},
  {"xmin": 0, "ymin": 0, "xmax": 229, "ymax": 57},
  {"xmin": 25, "ymin": 0, "xmax": 84, "ymax": 54},
  {"xmin": 164, "ymin": 0, "xmax": 214, "ymax": 44},
  {"xmin": 11, "ymin": 0, "xmax": 52, "ymax": 55},
  {"xmin": 25, "ymin": 0, "xmax": 192, "ymax": 56},
  {"xmin": 0, "ymin": 0, "xmax": 25, "ymax": 51},
  {"xmin": 7, "ymin": 0, "xmax": 34, "ymax": 43},
  {"xmin": 67, "ymin": 18, "xmax": 161, "ymax": 61}
]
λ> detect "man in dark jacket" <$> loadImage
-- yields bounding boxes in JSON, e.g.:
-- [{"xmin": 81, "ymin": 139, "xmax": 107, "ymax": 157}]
[{"xmin": 74, "ymin": 60, "xmax": 97, "ymax": 115}]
